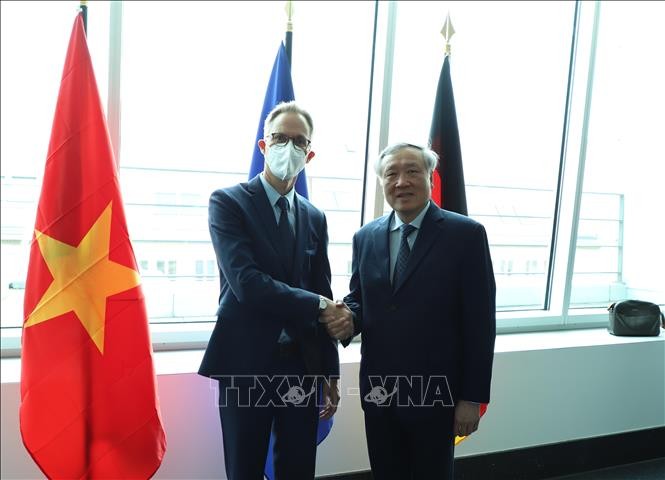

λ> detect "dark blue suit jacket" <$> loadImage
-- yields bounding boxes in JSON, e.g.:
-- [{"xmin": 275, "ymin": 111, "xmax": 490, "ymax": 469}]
[
  {"xmin": 344, "ymin": 203, "xmax": 496, "ymax": 414},
  {"xmin": 199, "ymin": 175, "xmax": 339, "ymax": 378}
]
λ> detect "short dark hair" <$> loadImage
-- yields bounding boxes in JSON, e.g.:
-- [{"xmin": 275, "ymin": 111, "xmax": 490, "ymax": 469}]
[{"xmin": 263, "ymin": 101, "xmax": 314, "ymax": 138}]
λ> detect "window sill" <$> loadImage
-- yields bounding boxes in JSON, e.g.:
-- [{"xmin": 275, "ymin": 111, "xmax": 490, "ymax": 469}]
[
  {"xmin": 2, "ymin": 327, "xmax": 662, "ymax": 384},
  {"xmin": 0, "ymin": 307, "xmax": 616, "ymax": 355}
]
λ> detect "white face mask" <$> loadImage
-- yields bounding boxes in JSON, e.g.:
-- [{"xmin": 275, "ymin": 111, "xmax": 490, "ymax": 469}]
[{"xmin": 265, "ymin": 141, "xmax": 307, "ymax": 181}]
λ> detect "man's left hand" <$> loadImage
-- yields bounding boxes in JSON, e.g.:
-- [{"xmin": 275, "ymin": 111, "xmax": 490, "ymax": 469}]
[{"xmin": 454, "ymin": 400, "xmax": 480, "ymax": 437}]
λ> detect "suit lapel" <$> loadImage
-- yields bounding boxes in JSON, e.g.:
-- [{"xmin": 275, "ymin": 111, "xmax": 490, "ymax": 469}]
[
  {"xmin": 371, "ymin": 214, "xmax": 392, "ymax": 288},
  {"xmin": 247, "ymin": 176, "xmax": 292, "ymax": 276},
  {"xmin": 393, "ymin": 204, "xmax": 446, "ymax": 294}
]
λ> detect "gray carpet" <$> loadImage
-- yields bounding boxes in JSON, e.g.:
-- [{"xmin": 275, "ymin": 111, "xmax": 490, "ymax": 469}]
[{"xmin": 547, "ymin": 457, "xmax": 665, "ymax": 480}]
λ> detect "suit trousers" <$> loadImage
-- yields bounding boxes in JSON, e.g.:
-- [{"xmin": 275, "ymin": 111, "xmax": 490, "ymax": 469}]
[
  {"xmin": 364, "ymin": 405, "xmax": 455, "ymax": 480},
  {"xmin": 217, "ymin": 349, "xmax": 319, "ymax": 480}
]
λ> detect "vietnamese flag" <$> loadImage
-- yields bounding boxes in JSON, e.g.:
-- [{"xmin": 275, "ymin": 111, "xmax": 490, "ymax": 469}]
[
  {"xmin": 428, "ymin": 53, "xmax": 488, "ymax": 445},
  {"xmin": 20, "ymin": 13, "xmax": 166, "ymax": 478}
]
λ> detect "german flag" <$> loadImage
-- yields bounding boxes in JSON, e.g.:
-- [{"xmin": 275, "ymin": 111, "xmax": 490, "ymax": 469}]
[{"xmin": 428, "ymin": 54, "xmax": 467, "ymax": 216}]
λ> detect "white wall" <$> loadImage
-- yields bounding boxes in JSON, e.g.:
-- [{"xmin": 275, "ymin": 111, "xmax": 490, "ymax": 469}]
[{"xmin": 2, "ymin": 331, "xmax": 664, "ymax": 479}]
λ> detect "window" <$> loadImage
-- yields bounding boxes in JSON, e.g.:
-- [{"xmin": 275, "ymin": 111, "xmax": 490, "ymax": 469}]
[
  {"xmin": 118, "ymin": 1, "xmax": 375, "ymax": 322},
  {"xmin": 570, "ymin": 1, "xmax": 665, "ymax": 308},
  {"xmin": 387, "ymin": 1, "xmax": 576, "ymax": 310},
  {"xmin": 2, "ymin": 1, "xmax": 663, "ymax": 347},
  {"xmin": 1, "ymin": 1, "xmax": 110, "ymax": 330}
]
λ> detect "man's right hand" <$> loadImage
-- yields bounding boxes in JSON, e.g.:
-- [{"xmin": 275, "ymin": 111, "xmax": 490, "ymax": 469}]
[{"xmin": 319, "ymin": 298, "xmax": 354, "ymax": 340}]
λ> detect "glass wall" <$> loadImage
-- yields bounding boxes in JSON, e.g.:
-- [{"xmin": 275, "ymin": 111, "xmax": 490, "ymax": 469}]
[
  {"xmin": 570, "ymin": 1, "xmax": 665, "ymax": 308},
  {"xmin": 119, "ymin": 1, "xmax": 375, "ymax": 322},
  {"xmin": 1, "ymin": 0, "xmax": 110, "ymax": 329},
  {"xmin": 1, "ymin": 1, "xmax": 663, "ymax": 340},
  {"xmin": 388, "ymin": 1, "xmax": 575, "ymax": 309}
]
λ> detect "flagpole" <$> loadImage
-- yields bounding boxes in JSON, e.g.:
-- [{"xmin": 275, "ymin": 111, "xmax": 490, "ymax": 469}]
[
  {"xmin": 282, "ymin": 0, "xmax": 309, "ymax": 196},
  {"xmin": 284, "ymin": 1, "xmax": 293, "ymax": 64},
  {"xmin": 80, "ymin": 0, "xmax": 87, "ymax": 34},
  {"xmin": 430, "ymin": 12, "xmax": 487, "ymax": 445},
  {"xmin": 78, "ymin": 3, "xmax": 91, "ymax": 470},
  {"xmin": 282, "ymin": 1, "xmax": 331, "ymax": 447},
  {"xmin": 428, "ymin": 11, "xmax": 467, "ymax": 215}
]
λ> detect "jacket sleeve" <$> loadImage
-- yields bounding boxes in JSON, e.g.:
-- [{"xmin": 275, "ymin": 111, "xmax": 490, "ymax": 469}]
[
  {"xmin": 309, "ymin": 212, "xmax": 334, "ymax": 300},
  {"xmin": 458, "ymin": 223, "xmax": 496, "ymax": 403},
  {"xmin": 312, "ymin": 213, "xmax": 340, "ymax": 376},
  {"xmin": 342, "ymin": 233, "xmax": 362, "ymax": 346}
]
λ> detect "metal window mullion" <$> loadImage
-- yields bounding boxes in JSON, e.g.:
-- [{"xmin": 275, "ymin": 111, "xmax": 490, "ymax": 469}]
[
  {"xmin": 107, "ymin": 1, "xmax": 122, "ymax": 167},
  {"xmin": 617, "ymin": 194, "xmax": 624, "ymax": 283},
  {"xmin": 561, "ymin": 1, "xmax": 602, "ymax": 324},
  {"xmin": 545, "ymin": 0, "xmax": 581, "ymax": 311},
  {"xmin": 360, "ymin": 1, "xmax": 380, "ymax": 227},
  {"xmin": 372, "ymin": 0, "xmax": 397, "ymax": 221}
]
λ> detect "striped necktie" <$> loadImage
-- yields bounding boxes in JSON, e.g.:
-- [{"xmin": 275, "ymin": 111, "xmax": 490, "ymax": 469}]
[{"xmin": 393, "ymin": 223, "xmax": 416, "ymax": 288}]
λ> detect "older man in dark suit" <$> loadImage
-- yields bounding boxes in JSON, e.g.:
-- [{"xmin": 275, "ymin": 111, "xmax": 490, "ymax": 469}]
[
  {"xmin": 324, "ymin": 142, "xmax": 496, "ymax": 479},
  {"xmin": 199, "ymin": 101, "xmax": 351, "ymax": 480}
]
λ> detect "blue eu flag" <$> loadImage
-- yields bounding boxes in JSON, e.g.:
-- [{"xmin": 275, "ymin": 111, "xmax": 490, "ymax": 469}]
[
  {"xmin": 256, "ymin": 41, "xmax": 332, "ymax": 480},
  {"xmin": 250, "ymin": 42, "xmax": 308, "ymax": 198}
]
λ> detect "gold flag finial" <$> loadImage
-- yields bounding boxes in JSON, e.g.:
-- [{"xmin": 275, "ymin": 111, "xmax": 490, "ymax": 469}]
[
  {"xmin": 80, "ymin": 0, "xmax": 87, "ymax": 5},
  {"xmin": 285, "ymin": 1, "xmax": 294, "ymax": 32},
  {"xmin": 440, "ymin": 12, "xmax": 455, "ymax": 56}
]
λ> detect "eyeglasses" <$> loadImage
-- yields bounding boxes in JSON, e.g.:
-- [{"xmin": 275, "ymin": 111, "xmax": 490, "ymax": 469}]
[{"xmin": 268, "ymin": 132, "xmax": 311, "ymax": 151}]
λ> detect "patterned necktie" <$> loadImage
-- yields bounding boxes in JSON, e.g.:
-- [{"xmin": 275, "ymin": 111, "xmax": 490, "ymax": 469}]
[
  {"xmin": 393, "ymin": 224, "xmax": 416, "ymax": 288},
  {"xmin": 276, "ymin": 196, "xmax": 295, "ymax": 271}
]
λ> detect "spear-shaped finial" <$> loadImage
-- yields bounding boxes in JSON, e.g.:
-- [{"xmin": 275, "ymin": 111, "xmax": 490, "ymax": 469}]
[
  {"xmin": 284, "ymin": 1, "xmax": 294, "ymax": 64},
  {"xmin": 441, "ymin": 12, "xmax": 455, "ymax": 56},
  {"xmin": 80, "ymin": 0, "xmax": 88, "ymax": 34},
  {"xmin": 285, "ymin": 1, "xmax": 294, "ymax": 33}
]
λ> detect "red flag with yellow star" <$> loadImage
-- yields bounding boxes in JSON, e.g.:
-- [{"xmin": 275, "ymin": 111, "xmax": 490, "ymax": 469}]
[{"xmin": 20, "ymin": 13, "xmax": 166, "ymax": 478}]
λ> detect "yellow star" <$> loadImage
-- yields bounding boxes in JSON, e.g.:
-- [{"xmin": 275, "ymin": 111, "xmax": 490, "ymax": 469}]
[{"xmin": 25, "ymin": 202, "xmax": 140, "ymax": 354}]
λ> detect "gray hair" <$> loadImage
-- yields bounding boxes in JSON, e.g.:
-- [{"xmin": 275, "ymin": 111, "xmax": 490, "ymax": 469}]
[
  {"xmin": 263, "ymin": 101, "xmax": 314, "ymax": 138},
  {"xmin": 374, "ymin": 142, "xmax": 439, "ymax": 177}
]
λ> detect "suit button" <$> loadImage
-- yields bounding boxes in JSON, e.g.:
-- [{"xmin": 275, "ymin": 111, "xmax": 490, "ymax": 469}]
[{"xmin": 386, "ymin": 304, "xmax": 398, "ymax": 312}]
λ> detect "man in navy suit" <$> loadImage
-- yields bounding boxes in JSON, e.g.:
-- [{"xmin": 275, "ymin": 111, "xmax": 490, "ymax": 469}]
[
  {"xmin": 328, "ymin": 142, "xmax": 496, "ymax": 479},
  {"xmin": 199, "ymin": 101, "xmax": 351, "ymax": 479}
]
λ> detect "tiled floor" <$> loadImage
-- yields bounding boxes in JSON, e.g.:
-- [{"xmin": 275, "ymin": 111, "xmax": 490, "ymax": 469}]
[{"xmin": 547, "ymin": 457, "xmax": 665, "ymax": 480}]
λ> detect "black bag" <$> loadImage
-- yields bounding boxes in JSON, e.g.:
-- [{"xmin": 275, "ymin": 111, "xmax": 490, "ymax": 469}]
[{"xmin": 607, "ymin": 300, "xmax": 663, "ymax": 336}]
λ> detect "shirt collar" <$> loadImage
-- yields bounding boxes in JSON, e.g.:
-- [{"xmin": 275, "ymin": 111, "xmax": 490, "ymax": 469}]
[
  {"xmin": 391, "ymin": 201, "xmax": 430, "ymax": 232},
  {"xmin": 260, "ymin": 172, "xmax": 296, "ymax": 210}
]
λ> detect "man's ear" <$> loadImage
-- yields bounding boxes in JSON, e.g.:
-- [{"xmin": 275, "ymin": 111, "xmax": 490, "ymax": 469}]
[
  {"xmin": 258, "ymin": 139, "xmax": 266, "ymax": 155},
  {"xmin": 305, "ymin": 150, "xmax": 316, "ymax": 163}
]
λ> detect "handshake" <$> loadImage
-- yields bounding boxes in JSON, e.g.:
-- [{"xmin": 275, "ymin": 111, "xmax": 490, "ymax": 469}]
[{"xmin": 318, "ymin": 297, "xmax": 354, "ymax": 341}]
